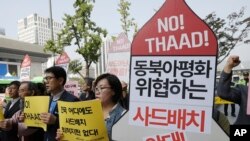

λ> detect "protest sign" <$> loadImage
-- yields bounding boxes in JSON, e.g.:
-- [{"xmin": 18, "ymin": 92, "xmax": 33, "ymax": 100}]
[
  {"xmin": 56, "ymin": 52, "xmax": 70, "ymax": 73},
  {"xmin": 106, "ymin": 32, "xmax": 131, "ymax": 82},
  {"xmin": 20, "ymin": 54, "xmax": 31, "ymax": 81},
  {"xmin": 64, "ymin": 81, "xmax": 79, "ymax": 97},
  {"xmin": 113, "ymin": 0, "xmax": 228, "ymax": 140},
  {"xmin": 24, "ymin": 96, "xmax": 50, "ymax": 131},
  {"xmin": 0, "ymin": 106, "xmax": 4, "ymax": 121},
  {"xmin": 58, "ymin": 100, "xmax": 108, "ymax": 141}
]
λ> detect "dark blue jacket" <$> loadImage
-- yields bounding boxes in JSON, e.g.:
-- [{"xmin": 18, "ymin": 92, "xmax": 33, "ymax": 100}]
[
  {"xmin": 44, "ymin": 90, "xmax": 79, "ymax": 141},
  {"xmin": 1, "ymin": 99, "xmax": 20, "ymax": 141}
]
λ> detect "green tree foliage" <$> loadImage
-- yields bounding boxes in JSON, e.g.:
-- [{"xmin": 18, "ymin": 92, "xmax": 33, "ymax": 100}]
[
  {"xmin": 43, "ymin": 39, "xmax": 63, "ymax": 55},
  {"xmin": 45, "ymin": 0, "xmax": 107, "ymax": 77},
  {"xmin": 68, "ymin": 59, "xmax": 84, "ymax": 79},
  {"xmin": 204, "ymin": 7, "xmax": 250, "ymax": 65},
  {"xmin": 117, "ymin": 0, "xmax": 138, "ymax": 39},
  {"xmin": 43, "ymin": 34, "xmax": 65, "ymax": 64},
  {"xmin": 61, "ymin": 0, "xmax": 107, "ymax": 77}
]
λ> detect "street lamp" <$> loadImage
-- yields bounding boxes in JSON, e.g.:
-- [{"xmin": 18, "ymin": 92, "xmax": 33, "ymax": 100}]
[{"xmin": 49, "ymin": 0, "xmax": 55, "ymax": 66}]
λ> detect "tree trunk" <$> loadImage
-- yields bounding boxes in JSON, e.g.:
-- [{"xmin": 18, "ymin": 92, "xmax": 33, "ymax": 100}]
[{"xmin": 85, "ymin": 66, "xmax": 89, "ymax": 77}]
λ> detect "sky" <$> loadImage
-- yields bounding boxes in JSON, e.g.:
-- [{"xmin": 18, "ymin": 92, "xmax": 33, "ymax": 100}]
[{"xmin": 0, "ymin": 0, "xmax": 250, "ymax": 62}]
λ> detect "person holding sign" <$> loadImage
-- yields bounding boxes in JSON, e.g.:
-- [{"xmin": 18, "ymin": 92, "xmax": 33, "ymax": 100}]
[
  {"xmin": 217, "ymin": 55, "xmax": 250, "ymax": 125},
  {"xmin": 56, "ymin": 73, "xmax": 126, "ymax": 140},
  {"xmin": 41, "ymin": 66, "xmax": 79, "ymax": 141},
  {"xmin": 93, "ymin": 73, "xmax": 126, "ymax": 139},
  {"xmin": 0, "ymin": 80, "xmax": 20, "ymax": 141},
  {"xmin": 0, "ymin": 81, "xmax": 44, "ymax": 141}
]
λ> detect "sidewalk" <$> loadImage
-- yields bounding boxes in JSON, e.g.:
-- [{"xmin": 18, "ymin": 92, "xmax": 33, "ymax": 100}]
[{"xmin": 216, "ymin": 104, "xmax": 239, "ymax": 124}]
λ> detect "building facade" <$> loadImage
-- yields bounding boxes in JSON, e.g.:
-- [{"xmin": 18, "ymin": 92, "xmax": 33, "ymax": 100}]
[
  {"xmin": 96, "ymin": 38, "xmax": 111, "ymax": 76},
  {"xmin": 17, "ymin": 13, "xmax": 64, "ymax": 46},
  {"xmin": 0, "ymin": 35, "xmax": 51, "ymax": 79}
]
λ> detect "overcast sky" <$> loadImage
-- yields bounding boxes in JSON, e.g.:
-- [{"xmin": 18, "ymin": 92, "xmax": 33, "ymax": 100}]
[{"xmin": 0, "ymin": 0, "xmax": 249, "ymax": 60}]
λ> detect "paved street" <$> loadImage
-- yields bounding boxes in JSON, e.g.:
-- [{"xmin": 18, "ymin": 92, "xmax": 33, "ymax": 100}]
[{"xmin": 216, "ymin": 104, "xmax": 239, "ymax": 124}]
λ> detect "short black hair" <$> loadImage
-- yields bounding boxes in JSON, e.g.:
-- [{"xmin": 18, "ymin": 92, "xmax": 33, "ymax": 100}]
[
  {"xmin": 9, "ymin": 80, "xmax": 21, "ymax": 88},
  {"xmin": 44, "ymin": 66, "xmax": 67, "ymax": 85},
  {"xmin": 20, "ymin": 81, "xmax": 39, "ymax": 96},
  {"xmin": 36, "ymin": 82, "xmax": 47, "ymax": 95},
  {"xmin": 84, "ymin": 77, "xmax": 95, "ymax": 87}
]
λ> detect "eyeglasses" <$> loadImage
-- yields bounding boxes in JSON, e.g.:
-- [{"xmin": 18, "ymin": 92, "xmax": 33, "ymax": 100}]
[
  {"xmin": 94, "ymin": 87, "xmax": 111, "ymax": 93},
  {"xmin": 18, "ymin": 89, "xmax": 29, "ymax": 93},
  {"xmin": 43, "ymin": 76, "xmax": 55, "ymax": 81},
  {"xmin": 9, "ymin": 86, "xmax": 18, "ymax": 90}
]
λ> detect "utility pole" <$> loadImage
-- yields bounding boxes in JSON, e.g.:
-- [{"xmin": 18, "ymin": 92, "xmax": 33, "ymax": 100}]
[{"xmin": 49, "ymin": 0, "xmax": 55, "ymax": 66}]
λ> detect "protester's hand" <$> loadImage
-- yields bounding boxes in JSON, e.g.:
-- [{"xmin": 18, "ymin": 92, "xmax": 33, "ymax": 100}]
[
  {"xmin": 0, "ymin": 120, "xmax": 6, "ymax": 128},
  {"xmin": 55, "ymin": 128, "xmax": 63, "ymax": 141},
  {"xmin": 0, "ymin": 102, "xmax": 3, "ymax": 107},
  {"xmin": 224, "ymin": 55, "xmax": 241, "ymax": 73},
  {"xmin": 18, "ymin": 112, "xmax": 25, "ymax": 122},
  {"xmin": 40, "ymin": 112, "xmax": 57, "ymax": 125},
  {"xmin": 0, "ymin": 101, "xmax": 6, "ymax": 108},
  {"xmin": 0, "ymin": 120, "xmax": 9, "ymax": 130}
]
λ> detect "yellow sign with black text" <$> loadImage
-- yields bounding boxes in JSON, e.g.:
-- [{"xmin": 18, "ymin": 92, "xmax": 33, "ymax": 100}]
[
  {"xmin": 58, "ymin": 99, "xmax": 108, "ymax": 141},
  {"xmin": 0, "ymin": 106, "xmax": 4, "ymax": 121},
  {"xmin": 24, "ymin": 96, "xmax": 50, "ymax": 131}
]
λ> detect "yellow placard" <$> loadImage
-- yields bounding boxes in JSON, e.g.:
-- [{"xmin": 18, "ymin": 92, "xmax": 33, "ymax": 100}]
[
  {"xmin": 0, "ymin": 106, "xmax": 4, "ymax": 121},
  {"xmin": 58, "ymin": 99, "xmax": 109, "ymax": 141},
  {"xmin": 214, "ymin": 96, "xmax": 233, "ymax": 104},
  {"xmin": 24, "ymin": 96, "xmax": 50, "ymax": 131}
]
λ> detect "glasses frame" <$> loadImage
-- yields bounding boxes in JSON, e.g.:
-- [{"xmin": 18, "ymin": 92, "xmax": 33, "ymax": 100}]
[
  {"xmin": 43, "ymin": 76, "xmax": 56, "ymax": 82},
  {"xmin": 94, "ymin": 86, "xmax": 111, "ymax": 93}
]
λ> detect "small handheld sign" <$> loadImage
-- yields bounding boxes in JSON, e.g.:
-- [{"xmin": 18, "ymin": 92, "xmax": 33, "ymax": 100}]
[
  {"xmin": 58, "ymin": 100, "xmax": 109, "ymax": 141},
  {"xmin": 24, "ymin": 96, "xmax": 50, "ymax": 131}
]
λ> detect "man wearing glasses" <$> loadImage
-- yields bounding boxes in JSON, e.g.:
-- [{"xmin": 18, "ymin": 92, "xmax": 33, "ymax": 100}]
[{"xmin": 41, "ymin": 66, "xmax": 79, "ymax": 141}]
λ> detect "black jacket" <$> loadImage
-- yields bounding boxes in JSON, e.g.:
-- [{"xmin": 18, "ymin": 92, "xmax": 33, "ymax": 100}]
[
  {"xmin": 217, "ymin": 71, "xmax": 250, "ymax": 125},
  {"xmin": 44, "ymin": 90, "xmax": 79, "ymax": 141},
  {"xmin": 1, "ymin": 99, "xmax": 20, "ymax": 141}
]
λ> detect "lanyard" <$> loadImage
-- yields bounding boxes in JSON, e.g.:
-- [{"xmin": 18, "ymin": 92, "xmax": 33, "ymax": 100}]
[{"xmin": 49, "ymin": 100, "xmax": 57, "ymax": 113}]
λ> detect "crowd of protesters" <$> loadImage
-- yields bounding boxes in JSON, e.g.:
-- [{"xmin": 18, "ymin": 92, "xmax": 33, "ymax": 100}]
[
  {"xmin": 1, "ymin": 55, "xmax": 250, "ymax": 141},
  {"xmin": 0, "ymin": 66, "xmax": 128, "ymax": 141}
]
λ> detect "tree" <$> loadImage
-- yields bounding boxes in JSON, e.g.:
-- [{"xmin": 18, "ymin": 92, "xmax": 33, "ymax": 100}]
[
  {"xmin": 63, "ymin": 0, "xmax": 107, "ymax": 77},
  {"xmin": 43, "ymin": 34, "xmax": 65, "ymax": 65},
  {"xmin": 45, "ymin": 0, "xmax": 107, "ymax": 78},
  {"xmin": 204, "ymin": 7, "xmax": 250, "ymax": 65},
  {"xmin": 117, "ymin": 0, "xmax": 138, "ymax": 39},
  {"xmin": 68, "ymin": 59, "xmax": 84, "ymax": 79}
]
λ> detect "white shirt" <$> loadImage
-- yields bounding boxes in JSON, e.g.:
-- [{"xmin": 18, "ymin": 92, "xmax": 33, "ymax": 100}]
[{"xmin": 9, "ymin": 97, "xmax": 20, "ymax": 109}]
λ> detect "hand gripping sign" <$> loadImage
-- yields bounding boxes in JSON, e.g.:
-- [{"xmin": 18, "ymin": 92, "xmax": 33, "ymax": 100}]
[{"xmin": 112, "ymin": 0, "xmax": 228, "ymax": 141}]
